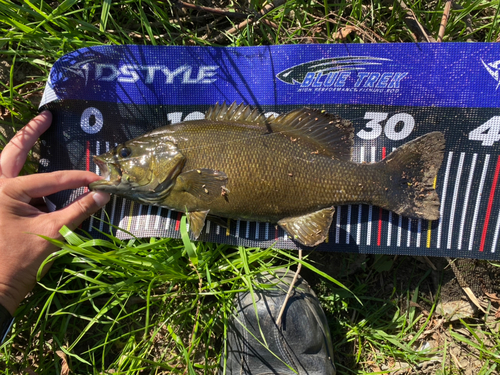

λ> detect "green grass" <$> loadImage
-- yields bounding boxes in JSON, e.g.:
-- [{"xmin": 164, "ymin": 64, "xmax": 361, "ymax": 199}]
[
  {"xmin": 1, "ymin": 0, "xmax": 500, "ymax": 374},
  {"xmin": 3, "ymin": 223, "xmax": 312, "ymax": 373}
]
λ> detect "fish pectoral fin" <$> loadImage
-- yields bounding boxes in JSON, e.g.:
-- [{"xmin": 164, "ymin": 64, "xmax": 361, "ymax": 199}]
[
  {"xmin": 187, "ymin": 210, "xmax": 210, "ymax": 239},
  {"xmin": 176, "ymin": 168, "xmax": 228, "ymax": 202},
  {"xmin": 278, "ymin": 206, "xmax": 335, "ymax": 247}
]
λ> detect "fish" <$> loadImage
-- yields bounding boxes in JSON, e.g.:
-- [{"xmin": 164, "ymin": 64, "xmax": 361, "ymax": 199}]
[{"xmin": 89, "ymin": 102, "xmax": 445, "ymax": 247}]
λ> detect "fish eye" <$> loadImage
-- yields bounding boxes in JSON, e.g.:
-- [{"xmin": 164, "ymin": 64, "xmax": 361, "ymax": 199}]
[{"xmin": 120, "ymin": 147, "xmax": 131, "ymax": 158}]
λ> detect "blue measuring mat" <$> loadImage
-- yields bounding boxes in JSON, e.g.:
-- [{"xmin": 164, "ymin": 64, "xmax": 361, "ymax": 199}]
[{"xmin": 38, "ymin": 43, "xmax": 500, "ymax": 259}]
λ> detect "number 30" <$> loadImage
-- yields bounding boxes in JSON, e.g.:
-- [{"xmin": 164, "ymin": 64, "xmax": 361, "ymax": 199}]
[{"xmin": 357, "ymin": 112, "xmax": 415, "ymax": 141}]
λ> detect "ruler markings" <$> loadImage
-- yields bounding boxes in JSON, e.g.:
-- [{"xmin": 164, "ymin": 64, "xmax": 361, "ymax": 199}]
[
  {"xmin": 245, "ymin": 220, "xmax": 250, "ymax": 239},
  {"xmin": 458, "ymin": 153, "xmax": 477, "ymax": 250},
  {"xmin": 397, "ymin": 215, "xmax": 402, "ymax": 247},
  {"xmin": 447, "ymin": 152, "xmax": 465, "ymax": 249},
  {"xmin": 387, "ymin": 211, "xmax": 392, "ymax": 247},
  {"xmin": 366, "ymin": 146, "xmax": 376, "ymax": 246},
  {"xmin": 95, "ymin": 141, "xmax": 100, "ymax": 174},
  {"xmin": 255, "ymin": 222, "xmax": 260, "ymax": 239},
  {"xmin": 145, "ymin": 205, "xmax": 152, "ymax": 230},
  {"xmin": 377, "ymin": 147, "xmax": 387, "ymax": 247},
  {"xmin": 346, "ymin": 205, "xmax": 352, "ymax": 244},
  {"xmin": 175, "ymin": 212, "xmax": 182, "ymax": 231},
  {"xmin": 480, "ymin": 155, "xmax": 500, "ymax": 252},
  {"xmin": 407, "ymin": 218, "xmax": 411, "ymax": 247},
  {"xmin": 126, "ymin": 202, "xmax": 134, "ymax": 232},
  {"xmin": 377, "ymin": 208, "xmax": 383, "ymax": 246},
  {"xmin": 154, "ymin": 207, "xmax": 162, "ymax": 230},
  {"xmin": 235, "ymin": 220, "xmax": 240, "ymax": 238},
  {"xmin": 356, "ymin": 146, "xmax": 365, "ymax": 245},
  {"xmin": 205, "ymin": 219, "xmax": 211, "ymax": 234},
  {"xmin": 437, "ymin": 152, "xmax": 453, "ymax": 249},
  {"xmin": 335, "ymin": 206, "xmax": 341, "ymax": 244},
  {"xmin": 165, "ymin": 209, "xmax": 172, "ymax": 230},
  {"xmin": 119, "ymin": 199, "xmax": 127, "ymax": 231},
  {"xmin": 426, "ymin": 176, "xmax": 437, "ymax": 248},
  {"xmin": 135, "ymin": 204, "xmax": 143, "ymax": 231},
  {"xmin": 469, "ymin": 154, "xmax": 490, "ymax": 251},
  {"xmin": 110, "ymin": 196, "xmax": 118, "ymax": 227},
  {"xmin": 387, "ymin": 148, "xmax": 396, "ymax": 247},
  {"xmin": 84, "ymin": 141, "xmax": 90, "ymax": 194},
  {"xmin": 416, "ymin": 219, "xmax": 422, "ymax": 247},
  {"xmin": 492, "ymin": 211, "xmax": 500, "ymax": 253},
  {"xmin": 265, "ymin": 222, "xmax": 270, "ymax": 240}
]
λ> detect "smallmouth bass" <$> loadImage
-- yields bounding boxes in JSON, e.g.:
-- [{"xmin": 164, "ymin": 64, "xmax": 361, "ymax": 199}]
[{"xmin": 90, "ymin": 103, "xmax": 445, "ymax": 247}]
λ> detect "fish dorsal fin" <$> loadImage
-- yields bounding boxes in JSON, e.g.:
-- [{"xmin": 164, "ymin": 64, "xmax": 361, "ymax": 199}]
[
  {"xmin": 205, "ymin": 102, "xmax": 267, "ymax": 124},
  {"xmin": 268, "ymin": 108, "xmax": 354, "ymax": 160}
]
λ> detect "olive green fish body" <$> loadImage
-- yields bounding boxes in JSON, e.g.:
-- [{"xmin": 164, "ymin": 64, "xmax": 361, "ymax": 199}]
[
  {"xmin": 162, "ymin": 122, "xmax": 385, "ymax": 221},
  {"xmin": 90, "ymin": 103, "xmax": 445, "ymax": 246}
]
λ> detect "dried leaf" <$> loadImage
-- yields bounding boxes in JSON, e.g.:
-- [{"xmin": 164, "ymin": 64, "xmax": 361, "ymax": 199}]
[
  {"xmin": 462, "ymin": 286, "xmax": 486, "ymax": 313},
  {"xmin": 495, "ymin": 309, "xmax": 500, "ymax": 319},
  {"xmin": 332, "ymin": 26, "xmax": 356, "ymax": 40},
  {"xmin": 483, "ymin": 290, "xmax": 500, "ymax": 304},
  {"xmin": 56, "ymin": 350, "xmax": 70, "ymax": 375}
]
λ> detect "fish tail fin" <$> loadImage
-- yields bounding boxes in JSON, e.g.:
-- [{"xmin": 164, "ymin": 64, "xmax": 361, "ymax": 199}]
[{"xmin": 380, "ymin": 131, "xmax": 445, "ymax": 220}]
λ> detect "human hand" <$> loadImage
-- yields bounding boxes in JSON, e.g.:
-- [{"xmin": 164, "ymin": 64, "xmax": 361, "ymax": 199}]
[{"xmin": 0, "ymin": 111, "xmax": 110, "ymax": 315}]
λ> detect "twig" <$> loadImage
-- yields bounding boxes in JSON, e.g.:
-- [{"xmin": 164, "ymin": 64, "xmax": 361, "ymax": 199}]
[
  {"xmin": 308, "ymin": 2, "xmax": 385, "ymax": 43},
  {"xmin": 437, "ymin": 1, "xmax": 453, "ymax": 42},
  {"xmin": 276, "ymin": 249, "xmax": 302, "ymax": 327},
  {"xmin": 423, "ymin": 256, "xmax": 437, "ymax": 271},
  {"xmin": 212, "ymin": 0, "xmax": 286, "ymax": 43},
  {"xmin": 176, "ymin": 1, "xmax": 250, "ymax": 19},
  {"xmin": 396, "ymin": 0, "xmax": 436, "ymax": 42},
  {"xmin": 446, "ymin": 257, "xmax": 486, "ymax": 313}
]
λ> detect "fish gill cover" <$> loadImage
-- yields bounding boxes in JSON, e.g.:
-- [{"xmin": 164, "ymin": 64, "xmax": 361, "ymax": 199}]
[{"xmin": 39, "ymin": 43, "xmax": 500, "ymax": 259}]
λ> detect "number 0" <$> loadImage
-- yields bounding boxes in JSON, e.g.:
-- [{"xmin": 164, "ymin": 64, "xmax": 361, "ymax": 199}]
[{"xmin": 81, "ymin": 107, "xmax": 103, "ymax": 134}]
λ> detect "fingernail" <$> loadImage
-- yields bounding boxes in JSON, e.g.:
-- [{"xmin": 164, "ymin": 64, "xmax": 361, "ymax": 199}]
[{"xmin": 92, "ymin": 191, "xmax": 110, "ymax": 207}]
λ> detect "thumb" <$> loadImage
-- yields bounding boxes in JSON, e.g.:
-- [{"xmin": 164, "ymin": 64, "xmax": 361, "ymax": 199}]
[{"xmin": 51, "ymin": 191, "xmax": 110, "ymax": 231}]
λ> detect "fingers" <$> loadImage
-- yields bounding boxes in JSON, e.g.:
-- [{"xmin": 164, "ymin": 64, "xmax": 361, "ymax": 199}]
[
  {"xmin": 50, "ymin": 190, "xmax": 110, "ymax": 231},
  {"xmin": 5, "ymin": 170, "xmax": 104, "ymax": 203},
  {"xmin": 0, "ymin": 111, "xmax": 52, "ymax": 178}
]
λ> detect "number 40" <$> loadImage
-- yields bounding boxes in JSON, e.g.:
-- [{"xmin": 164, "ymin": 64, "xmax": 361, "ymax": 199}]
[{"xmin": 468, "ymin": 117, "xmax": 500, "ymax": 146}]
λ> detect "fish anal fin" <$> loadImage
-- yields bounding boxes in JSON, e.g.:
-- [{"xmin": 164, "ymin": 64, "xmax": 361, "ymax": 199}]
[
  {"xmin": 187, "ymin": 210, "xmax": 210, "ymax": 239},
  {"xmin": 269, "ymin": 108, "xmax": 354, "ymax": 160},
  {"xmin": 278, "ymin": 206, "xmax": 335, "ymax": 247},
  {"xmin": 176, "ymin": 168, "xmax": 228, "ymax": 202}
]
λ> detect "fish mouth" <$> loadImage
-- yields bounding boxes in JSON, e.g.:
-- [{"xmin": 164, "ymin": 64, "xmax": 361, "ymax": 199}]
[{"xmin": 89, "ymin": 156, "xmax": 122, "ymax": 191}]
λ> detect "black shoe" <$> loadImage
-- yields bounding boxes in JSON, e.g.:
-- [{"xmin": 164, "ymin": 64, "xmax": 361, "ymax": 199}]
[{"xmin": 220, "ymin": 269, "xmax": 336, "ymax": 374}]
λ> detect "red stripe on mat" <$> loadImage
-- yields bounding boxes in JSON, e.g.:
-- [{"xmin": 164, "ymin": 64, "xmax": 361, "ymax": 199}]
[
  {"xmin": 480, "ymin": 154, "xmax": 500, "ymax": 252},
  {"xmin": 377, "ymin": 147, "xmax": 387, "ymax": 246},
  {"xmin": 175, "ymin": 211, "xmax": 183, "ymax": 231}
]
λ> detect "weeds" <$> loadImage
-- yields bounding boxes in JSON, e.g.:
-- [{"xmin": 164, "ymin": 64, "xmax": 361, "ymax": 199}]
[{"xmin": 1, "ymin": 0, "xmax": 500, "ymax": 373}]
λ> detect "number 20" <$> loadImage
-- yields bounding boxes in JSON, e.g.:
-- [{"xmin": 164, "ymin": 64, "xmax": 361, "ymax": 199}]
[{"xmin": 357, "ymin": 112, "xmax": 415, "ymax": 141}]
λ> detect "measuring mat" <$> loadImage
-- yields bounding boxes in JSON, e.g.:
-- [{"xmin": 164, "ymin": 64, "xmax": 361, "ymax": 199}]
[{"xmin": 39, "ymin": 44, "xmax": 500, "ymax": 259}]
